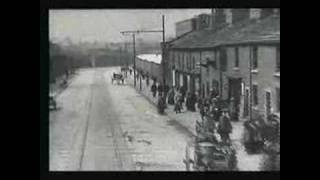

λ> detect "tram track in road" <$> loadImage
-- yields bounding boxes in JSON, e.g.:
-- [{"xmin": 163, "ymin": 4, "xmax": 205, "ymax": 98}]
[
  {"xmin": 102, "ymin": 70, "xmax": 135, "ymax": 170},
  {"xmin": 78, "ymin": 71, "xmax": 95, "ymax": 171},
  {"xmin": 77, "ymin": 69, "xmax": 135, "ymax": 170}
]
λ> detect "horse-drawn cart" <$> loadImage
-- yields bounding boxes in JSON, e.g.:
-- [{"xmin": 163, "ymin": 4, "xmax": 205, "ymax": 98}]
[
  {"xmin": 183, "ymin": 139, "xmax": 237, "ymax": 171},
  {"xmin": 111, "ymin": 73, "xmax": 124, "ymax": 84},
  {"xmin": 183, "ymin": 118, "xmax": 237, "ymax": 171}
]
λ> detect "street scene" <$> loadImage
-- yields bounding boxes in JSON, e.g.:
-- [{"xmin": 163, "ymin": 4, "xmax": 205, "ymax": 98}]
[{"xmin": 49, "ymin": 9, "xmax": 280, "ymax": 171}]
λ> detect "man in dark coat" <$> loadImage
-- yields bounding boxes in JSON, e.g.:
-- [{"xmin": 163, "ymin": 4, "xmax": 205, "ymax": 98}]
[
  {"xmin": 146, "ymin": 76, "xmax": 150, "ymax": 86},
  {"xmin": 180, "ymin": 86, "xmax": 186, "ymax": 100},
  {"xmin": 151, "ymin": 83, "xmax": 157, "ymax": 98},
  {"xmin": 198, "ymin": 98, "xmax": 205, "ymax": 120},
  {"xmin": 167, "ymin": 87, "xmax": 175, "ymax": 105},
  {"xmin": 157, "ymin": 95, "xmax": 166, "ymax": 114},
  {"xmin": 190, "ymin": 92, "xmax": 197, "ymax": 111},
  {"xmin": 163, "ymin": 84, "xmax": 169, "ymax": 103},
  {"xmin": 218, "ymin": 111, "xmax": 233, "ymax": 144},
  {"xmin": 157, "ymin": 84, "xmax": 163, "ymax": 97},
  {"xmin": 186, "ymin": 92, "xmax": 191, "ymax": 111},
  {"xmin": 174, "ymin": 92, "xmax": 182, "ymax": 113}
]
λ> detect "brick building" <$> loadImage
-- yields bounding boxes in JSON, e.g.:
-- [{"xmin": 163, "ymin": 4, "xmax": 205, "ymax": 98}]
[{"xmin": 165, "ymin": 9, "xmax": 280, "ymax": 122}]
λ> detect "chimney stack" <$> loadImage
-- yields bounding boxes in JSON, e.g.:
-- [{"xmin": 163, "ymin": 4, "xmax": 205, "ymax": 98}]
[
  {"xmin": 210, "ymin": 8, "xmax": 216, "ymax": 29},
  {"xmin": 225, "ymin": 9, "xmax": 233, "ymax": 26},
  {"xmin": 231, "ymin": 9, "xmax": 250, "ymax": 24},
  {"xmin": 250, "ymin": 8, "xmax": 262, "ymax": 20}
]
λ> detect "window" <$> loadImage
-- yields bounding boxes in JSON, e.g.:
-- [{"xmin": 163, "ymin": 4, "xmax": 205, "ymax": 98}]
[
  {"xmin": 252, "ymin": 84, "xmax": 258, "ymax": 106},
  {"xmin": 252, "ymin": 46, "xmax": 258, "ymax": 69},
  {"xmin": 193, "ymin": 57, "xmax": 195, "ymax": 69},
  {"xmin": 276, "ymin": 87, "xmax": 280, "ymax": 112},
  {"xmin": 235, "ymin": 47, "xmax": 239, "ymax": 67},
  {"xmin": 276, "ymin": 46, "xmax": 280, "ymax": 72}
]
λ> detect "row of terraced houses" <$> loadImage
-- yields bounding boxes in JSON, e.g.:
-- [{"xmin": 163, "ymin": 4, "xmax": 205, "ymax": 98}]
[
  {"xmin": 134, "ymin": 9, "xmax": 280, "ymax": 123},
  {"xmin": 162, "ymin": 8, "xmax": 280, "ymax": 122}
]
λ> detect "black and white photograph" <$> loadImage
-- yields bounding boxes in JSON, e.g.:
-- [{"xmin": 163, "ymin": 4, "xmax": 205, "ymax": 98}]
[{"xmin": 47, "ymin": 8, "xmax": 280, "ymax": 171}]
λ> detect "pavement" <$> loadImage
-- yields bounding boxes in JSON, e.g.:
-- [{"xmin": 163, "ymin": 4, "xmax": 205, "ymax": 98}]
[
  {"xmin": 127, "ymin": 72, "xmax": 264, "ymax": 171},
  {"xmin": 49, "ymin": 67, "xmax": 194, "ymax": 171}
]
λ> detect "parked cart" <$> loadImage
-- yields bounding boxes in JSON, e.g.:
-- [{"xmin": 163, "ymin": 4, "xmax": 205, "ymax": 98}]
[{"xmin": 111, "ymin": 73, "xmax": 124, "ymax": 84}]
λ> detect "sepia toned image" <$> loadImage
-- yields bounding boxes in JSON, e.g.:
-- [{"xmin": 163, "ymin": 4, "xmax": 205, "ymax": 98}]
[{"xmin": 49, "ymin": 9, "xmax": 280, "ymax": 171}]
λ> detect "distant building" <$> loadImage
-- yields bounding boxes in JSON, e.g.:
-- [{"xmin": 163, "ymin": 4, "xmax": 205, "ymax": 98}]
[{"xmin": 136, "ymin": 54, "xmax": 163, "ymax": 84}]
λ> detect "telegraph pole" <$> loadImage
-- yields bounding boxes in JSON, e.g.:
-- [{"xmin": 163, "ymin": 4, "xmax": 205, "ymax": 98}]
[
  {"xmin": 120, "ymin": 15, "xmax": 166, "ymax": 88},
  {"xmin": 162, "ymin": 15, "xmax": 166, "ymax": 86},
  {"xmin": 121, "ymin": 31, "xmax": 137, "ymax": 87},
  {"xmin": 133, "ymin": 33, "xmax": 136, "ymax": 87},
  {"xmin": 249, "ymin": 47, "xmax": 253, "ymax": 122},
  {"xmin": 119, "ymin": 46, "xmax": 122, "ymax": 66}
]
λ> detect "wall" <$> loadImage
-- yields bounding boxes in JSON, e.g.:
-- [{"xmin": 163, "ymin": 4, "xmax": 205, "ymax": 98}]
[
  {"xmin": 201, "ymin": 50, "xmax": 218, "ymax": 97},
  {"xmin": 225, "ymin": 45, "xmax": 280, "ymax": 121},
  {"xmin": 255, "ymin": 46, "xmax": 280, "ymax": 118},
  {"xmin": 136, "ymin": 57, "xmax": 163, "ymax": 84}
]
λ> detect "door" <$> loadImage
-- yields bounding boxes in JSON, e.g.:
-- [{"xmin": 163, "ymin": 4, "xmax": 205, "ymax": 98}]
[
  {"xmin": 183, "ymin": 75, "xmax": 188, "ymax": 90},
  {"xmin": 265, "ymin": 91, "xmax": 271, "ymax": 121},
  {"xmin": 228, "ymin": 78, "xmax": 242, "ymax": 121},
  {"xmin": 175, "ymin": 71, "xmax": 179, "ymax": 87}
]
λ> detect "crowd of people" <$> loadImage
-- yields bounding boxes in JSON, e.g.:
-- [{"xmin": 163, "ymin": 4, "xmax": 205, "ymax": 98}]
[
  {"xmin": 127, "ymin": 66, "xmax": 234, "ymax": 143},
  {"xmin": 150, "ymin": 82, "xmax": 233, "ymax": 143}
]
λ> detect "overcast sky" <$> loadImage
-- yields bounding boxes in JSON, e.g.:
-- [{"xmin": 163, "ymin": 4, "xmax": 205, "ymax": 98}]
[{"xmin": 49, "ymin": 9, "xmax": 211, "ymax": 44}]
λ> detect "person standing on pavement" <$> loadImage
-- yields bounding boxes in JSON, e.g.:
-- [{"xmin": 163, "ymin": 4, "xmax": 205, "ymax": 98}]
[
  {"xmin": 199, "ymin": 98, "xmax": 206, "ymax": 120},
  {"xmin": 229, "ymin": 97, "xmax": 237, "ymax": 121},
  {"xmin": 190, "ymin": 92, "xmax": 197, "ymax": 112},
  {"xmin": 151, "ymin": 82, "xmax": 157, "ymax": 98},
  {"xmin": 217, "ymin": 110, "xmax": 233, "ymax": 144},
  {"xmin": 157, "ymin": 83, "xmax": 163, "ymax": 97},
  {"xmin": 167, "ymin": 87, "xmax": 175, "ymax": 105},
  {"xmin": 157, "ymin": 95, "xmax": 166, "ymax": 114},
  {"xmin": 146, "ymin": 75, "xmax": 150, "ymax": 86},
  {"xmin": 186, "ymin": 92, "xmax": 191, "ymax": 111},
  {"xmin": 163, "ymin": 84, "xmax": 169, "ymax": 103},
  {"xmin": 180, "ymin": 86, "xmax": 186, "ymax": 101},
  {"xmin": 174, "ymin": 92, "xmax": 182, "ymax": 113}
]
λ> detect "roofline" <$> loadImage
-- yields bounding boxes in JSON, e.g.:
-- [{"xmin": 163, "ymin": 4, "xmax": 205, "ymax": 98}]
[
  {"xmin": 175, "ymin": 18, "xmax": 194, "ymax": 26},
  {"xmin": 136, "ymin": 54, "xmax": 162, "ymax": 64},
  {"xmin": 169, "ymin": 39, "xmax": 280, "ymax": 51},
  {"xmin": 168, "ymin": 15, "xmax": 279, "ymax": 51},
  {"xmin": 166, "ymin": 31, "xmax": 195, "ymax": 44}
]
